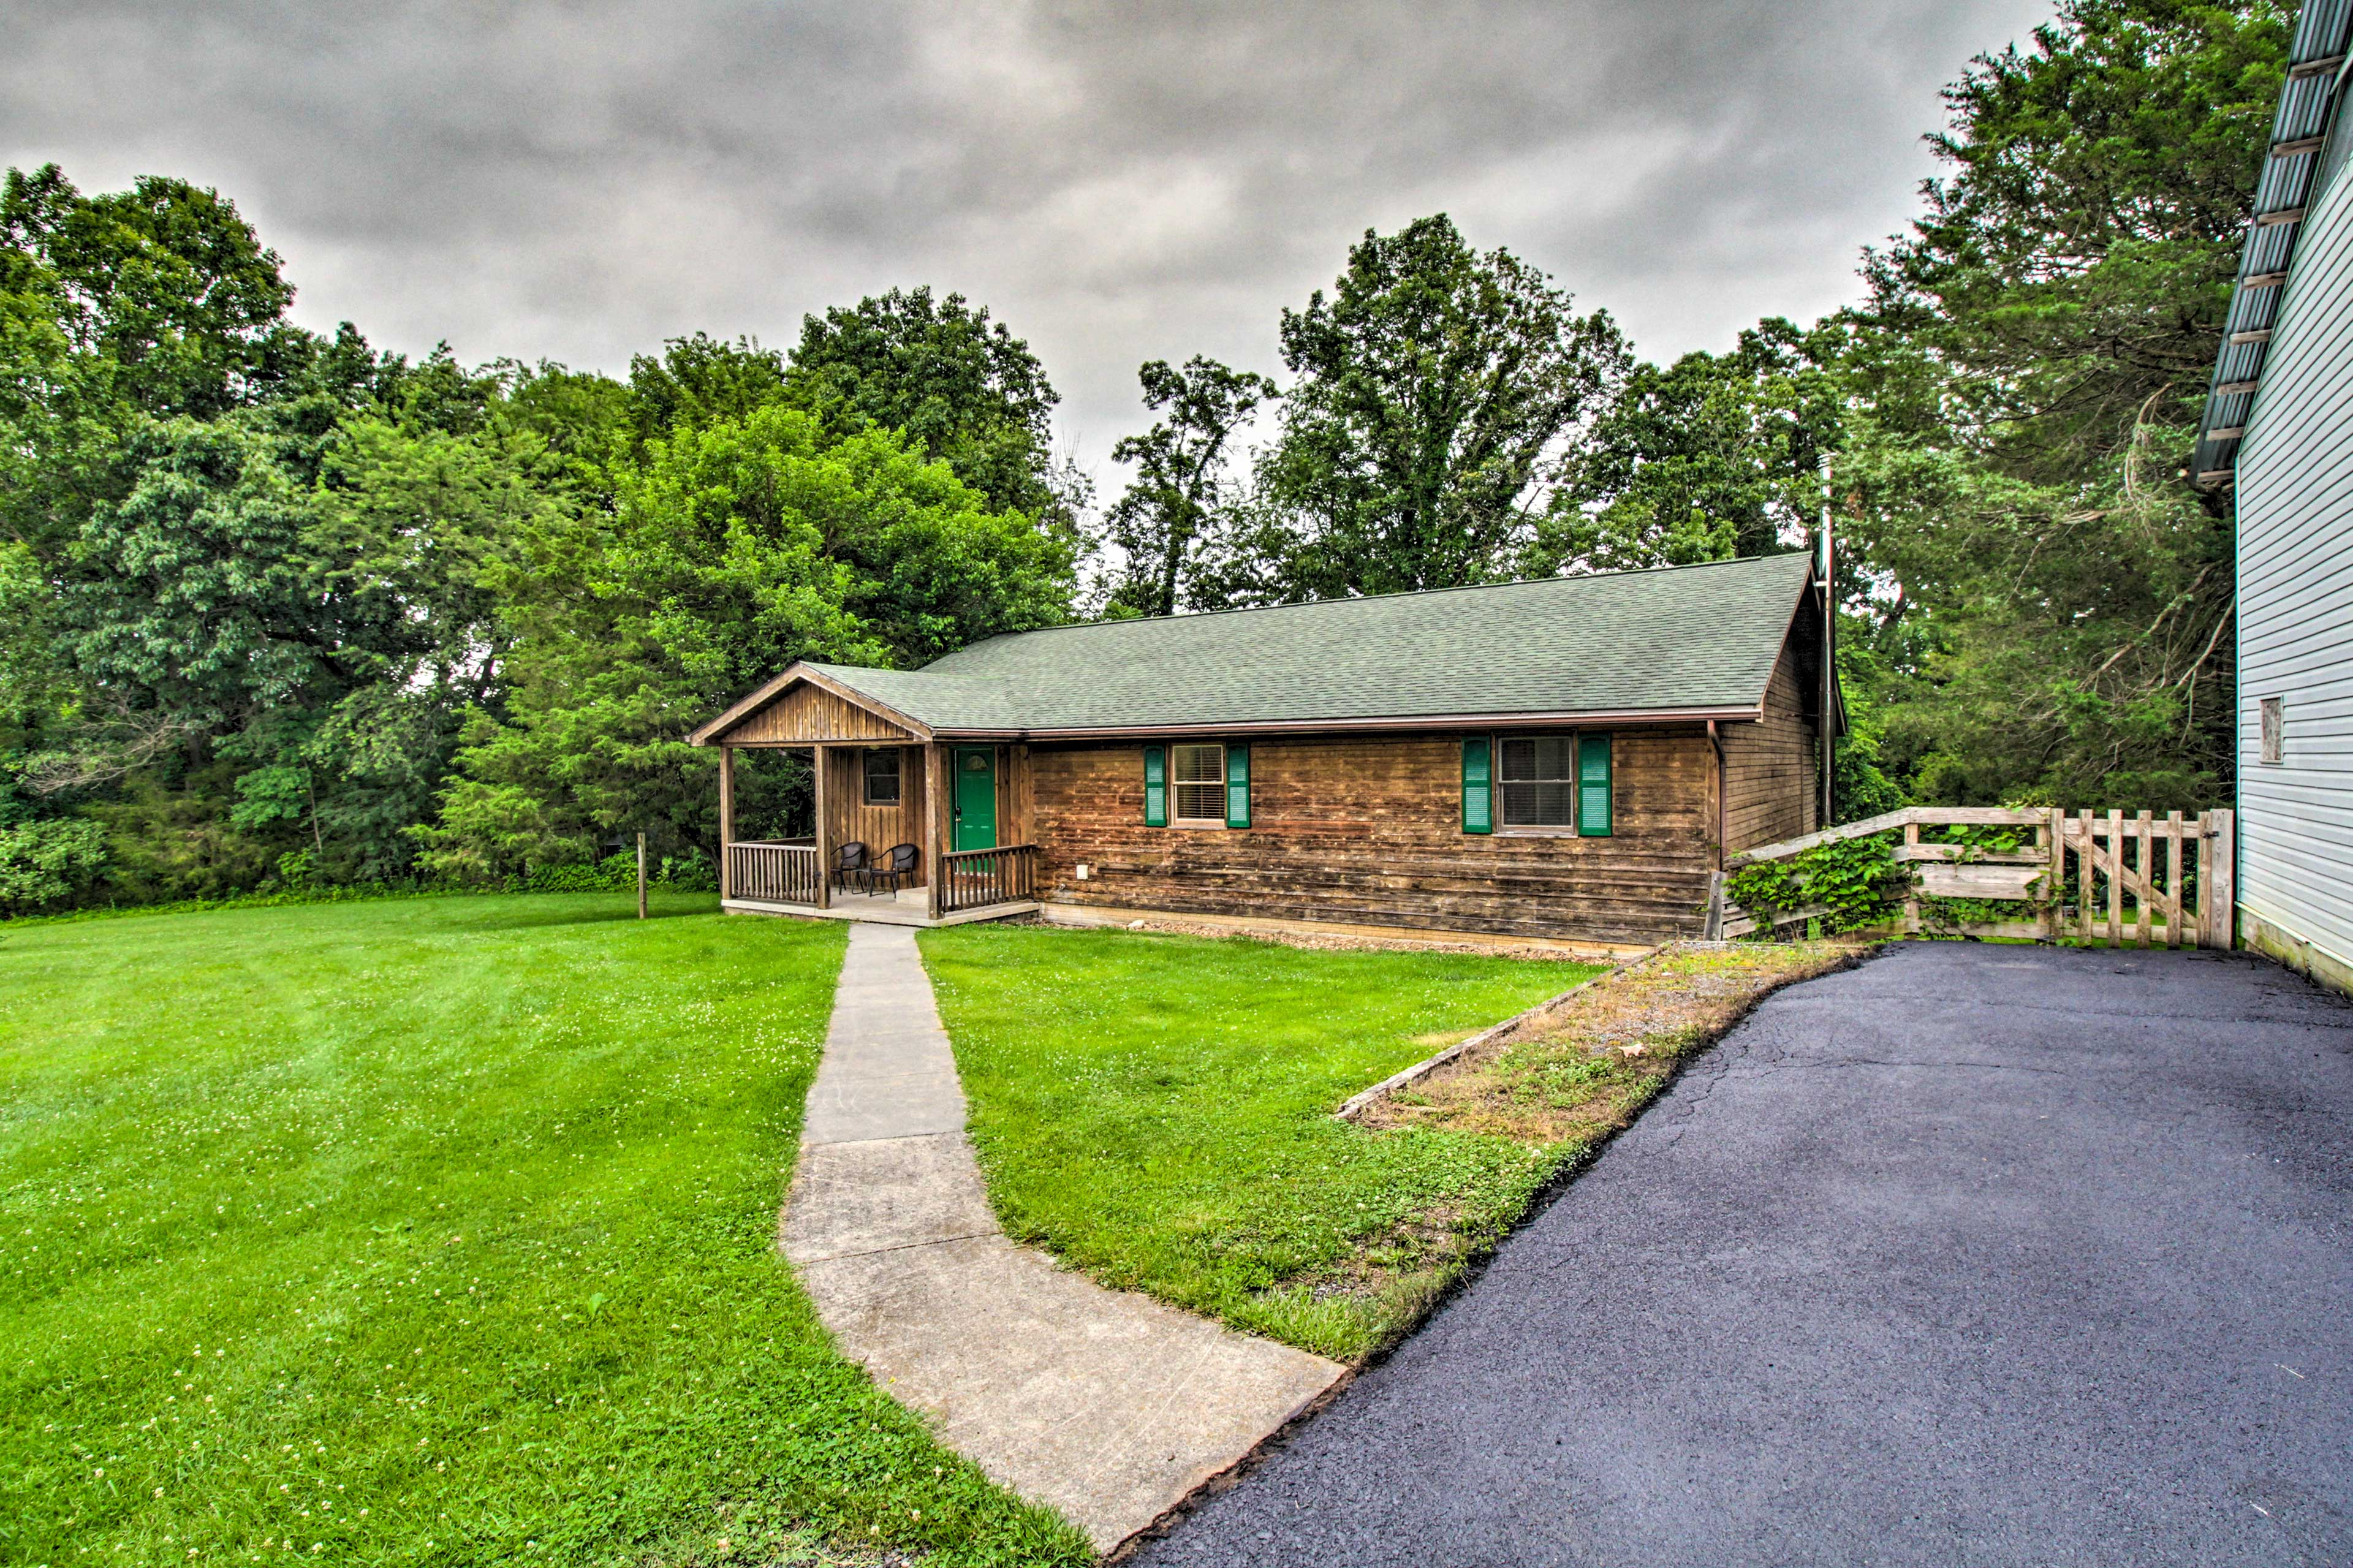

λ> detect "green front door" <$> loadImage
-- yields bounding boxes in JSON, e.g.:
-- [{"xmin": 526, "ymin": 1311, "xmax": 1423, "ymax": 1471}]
[{"xmin": 952, "ymin": 747, "xmax": 997, "ymax": 851}]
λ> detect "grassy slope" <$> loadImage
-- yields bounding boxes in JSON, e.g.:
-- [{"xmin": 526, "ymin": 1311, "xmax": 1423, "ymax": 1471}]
[
  {"xmin": 0, "ymin": 895, "xmax": 1086, "ymax": 1568},
  {"xmin": 920, "ymin": 924, "xmax": 1598, "ymax": 1362}
]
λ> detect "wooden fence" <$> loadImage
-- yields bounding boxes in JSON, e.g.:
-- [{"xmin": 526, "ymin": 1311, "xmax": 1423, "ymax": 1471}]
[
  {"xmin": 726, "ymin": 841, "xmax": 823, "ymax": 905},
  {"xmin": 1722, "ymin": 806, "xmax": 2234, "ymax": 949},
  {"xmin": 939, "ymin": 843, "xmax": 1039, "ymax": 914}
]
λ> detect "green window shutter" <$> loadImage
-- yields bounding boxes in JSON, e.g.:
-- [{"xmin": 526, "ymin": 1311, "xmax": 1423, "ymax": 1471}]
[
  {"xmin": 1143, "ymin": 745, "xmax": 1167, "ymax": 827},
  {"xmin": 1225, "ymin": 743, "xmax": 1251, "ymax": 828},
  {"xmin": 1461, "ymin": 737, "xmax": 1493, "ymax": 834},
  {"xmin": 1577, "ymin": 733, "xmax": 1613, "ymax": 836}
]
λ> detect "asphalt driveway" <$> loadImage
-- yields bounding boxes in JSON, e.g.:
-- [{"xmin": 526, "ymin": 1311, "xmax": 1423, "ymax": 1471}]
[{"xmin": 1135, "ymin": 942, "xmax": 2353, "ymax": 1568}]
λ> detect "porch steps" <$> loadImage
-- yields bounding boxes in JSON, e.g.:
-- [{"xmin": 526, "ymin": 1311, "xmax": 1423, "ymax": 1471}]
[{"xmin": 721, "ymin": 895, "xmax": 1039, "ymax": 929}]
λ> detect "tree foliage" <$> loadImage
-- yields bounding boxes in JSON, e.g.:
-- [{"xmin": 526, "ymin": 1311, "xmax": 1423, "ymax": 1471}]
[
  {"xmin": 784, "ymin": 286, "xmax": 1072, "ymax": 525},
  {"xmin": 1094, "ymin": 355, "xmax": 1276, "ymax": 617},
  {"xmin": 416, "ymin": 406, "xmax": 1072, "ymax": 882},
  {"xmin": 0, "ymin": 2, "xmax": 2284, "ymax": 909},
  {"xmin": 1, "ymin": 167, "xmax": 1078, "ymax": 911},
  {"xmin": 1825, "ymin": 0, "xmax": 2282, "ymax": 808},
  {"xmin": 1531, "ymin": 318, "xmax": 1837, "ymax": 575},
  {"xmin": 1255, "ymin": 215, "xmax": 1628, "ymax": 598}
]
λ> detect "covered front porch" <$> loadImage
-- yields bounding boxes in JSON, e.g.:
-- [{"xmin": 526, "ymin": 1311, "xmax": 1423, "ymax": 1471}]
[{"xmin": 700, "ymin": 670, "xmax": 1040, "ymax": 926}]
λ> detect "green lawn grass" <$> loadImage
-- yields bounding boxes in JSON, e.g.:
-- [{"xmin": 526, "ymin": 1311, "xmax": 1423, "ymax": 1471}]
[
  {"xmin": 919, "ymin": 924, "xmax": 1600, "ymax": 1362},
  {"xmin": 1, "ymin": 894, "xmax": 1086, "ymax": 1568}
]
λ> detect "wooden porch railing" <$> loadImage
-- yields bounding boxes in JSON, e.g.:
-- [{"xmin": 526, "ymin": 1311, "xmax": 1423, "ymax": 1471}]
[
  {"xmin": 1722, "ymin": 806, "xmax": 2235, "ymax": 949},
  {"xmin": 939, "ymin": 843, "xmax": 1039, "ymax": 914},
  {"xmin": 727, "ymin": 841, "xmax": 822, "ymax": 905}
]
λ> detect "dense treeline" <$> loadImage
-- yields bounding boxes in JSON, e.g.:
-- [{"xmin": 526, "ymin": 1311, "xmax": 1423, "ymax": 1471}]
[{"xmin": 0, "ymin": 0, "xmax": 2280, "ymax": 914}]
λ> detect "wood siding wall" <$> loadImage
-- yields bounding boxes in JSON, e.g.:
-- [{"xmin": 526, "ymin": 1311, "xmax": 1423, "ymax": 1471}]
[
  {"xmin": 726, "ymin": 682, "xmax": 915, "ymax": 744},
  {"xmin": 820, "ymin": 744, "xmax": 926, "ymax": 882},
  {"xmin": 2237, "ymin": 137, "xmax": 2353, "ymax": 977},
  {"xmin": 1721, "ymin": 643, "xmax": 1822, "ymax": 853},
  {"xmin": 1000, "ymin": 744, "xmax": 1034, "ymax": 846},
  {"xmin": 1029, "ymin": 729, "xmax": 1719, "ymax": 943}
]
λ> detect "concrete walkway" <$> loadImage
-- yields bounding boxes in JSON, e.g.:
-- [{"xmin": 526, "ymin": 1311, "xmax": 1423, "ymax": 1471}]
[{"xmin": 782, "ymin": 923, "xmax": 1346, "ymax": 1553}]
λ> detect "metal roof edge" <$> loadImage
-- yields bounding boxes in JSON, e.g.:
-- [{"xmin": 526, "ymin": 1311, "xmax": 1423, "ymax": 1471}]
[{"xmin": 2194, "ymin": 1, "xmax": 2353, "ymax": 490}]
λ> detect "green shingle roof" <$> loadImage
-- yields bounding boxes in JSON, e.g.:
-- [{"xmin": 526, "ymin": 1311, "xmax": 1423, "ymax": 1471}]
[{"xmin": 735, "ymin": 554, "xmax": 1815, "ymax": 737}]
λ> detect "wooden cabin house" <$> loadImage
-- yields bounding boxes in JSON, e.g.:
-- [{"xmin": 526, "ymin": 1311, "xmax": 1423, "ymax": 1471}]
[{"xmin": 688, "ymin": 554, "xmax": 1838, "ymax": 948}]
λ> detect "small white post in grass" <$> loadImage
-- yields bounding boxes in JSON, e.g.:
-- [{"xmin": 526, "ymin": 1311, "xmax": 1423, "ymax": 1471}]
[{"xmin": 637, "ymin": 831, "xmax": 648, "ymax": 920}]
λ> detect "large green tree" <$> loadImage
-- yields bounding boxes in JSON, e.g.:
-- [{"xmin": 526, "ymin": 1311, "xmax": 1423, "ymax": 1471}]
[
  {"xmin": 784, "ymin": 286, "xmax": 1077, "ymax": 526},
  {"xmin": 1866, "ymin": 0, "xmax": 2287, "ymax": 471},
  {"xmin": 0, "ymin": 164, "xmax": 300, "ymax": 423},
  {"xmin": 1096, "ymin": 355, "xmax": 1277, "ymax": 617},
  {"xmin": 1531, "ymin": 317, "xmax": 1838, "ymax": 575},
  {"xmin": 0, "ymin": 166, "xmax": 615, "ymax": 900},
  {"xmin": 420, "ymin": 407, "xmax": 1074, "ymax": 881},
  {"xmin": 1830, "ymin": 0, "xmax": 2286, "ymax": 807},
  {"xmin": 623, "ymin": 331, "xmax": 788, "ymax": 453},
  {"xmin": 1257, "ymin": 214, "xmax": 1628, "ymax": 598}
]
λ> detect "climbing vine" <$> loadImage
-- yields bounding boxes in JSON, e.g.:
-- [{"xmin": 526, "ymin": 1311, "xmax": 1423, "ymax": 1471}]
[{"xmin": 1725, "ymin": 833, "xmax": 1914, "ymax": 936}]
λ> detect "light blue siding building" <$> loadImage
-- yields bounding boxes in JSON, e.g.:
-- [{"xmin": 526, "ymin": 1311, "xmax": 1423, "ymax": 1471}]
[{"xmin": 2197, "ymin": 0, "xmax": 2353, "ymax": 990}]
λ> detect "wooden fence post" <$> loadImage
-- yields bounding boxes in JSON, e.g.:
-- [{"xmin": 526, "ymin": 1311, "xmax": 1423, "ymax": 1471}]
[
  {"xmin": 2044, "ymin": 807, "xmax": 2064, "ymax": 942},
  {"xmin": 2162, "ymin": 810, "xmax": 2183, "ymax": 949},
  {"xmin": 2206, "ymin": 809, "xmax": 2236, "ymax": 949},
  {"xmin": 2076, "ymin": 809, "xmax": 2094, "ymax": 945},
  {"xmin": 637, "ymin": 831, "xmax": 648, "ymax": 920},
  {"xmin": 2133, "ymin": 809, "xmax": 2151, "ymax": 949},
  {"xmin": 1902, "ymin": 820, "xmax": 1921, "ymax": 936},
  {"xmin": 2118, "ymin": 809, "xmax": 2136, "ymax": 946}
]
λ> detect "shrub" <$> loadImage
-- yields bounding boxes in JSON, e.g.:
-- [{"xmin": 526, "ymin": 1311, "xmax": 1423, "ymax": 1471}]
[
  {"xmin": 0, "ymin": 819, "xmax": 110, "ymax": 918},
  {"xmin": 0, "ymin": 818, "xmax": 111, "ymax": 915},
  {"xmin": 523, "ymin": 850, "xmax": 718, "ymax": 894}
]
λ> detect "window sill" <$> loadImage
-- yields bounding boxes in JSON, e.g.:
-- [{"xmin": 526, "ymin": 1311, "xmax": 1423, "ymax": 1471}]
[
  {"xmin": 1496, "ymin": 825, "xmax": 1581, "ymax": 838},
  {"xmin": 1167, "ymin": 820, "xmax": 1232, "ymax": 830}
]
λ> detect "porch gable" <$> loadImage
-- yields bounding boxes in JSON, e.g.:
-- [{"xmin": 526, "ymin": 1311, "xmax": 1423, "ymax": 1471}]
[{"xmin": 695, "ymin": 667, "xmax": 925, "ymax": 746}]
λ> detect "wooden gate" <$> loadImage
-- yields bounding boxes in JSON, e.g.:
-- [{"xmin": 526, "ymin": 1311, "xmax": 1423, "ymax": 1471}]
[{"xmin": 1722, "ymin": 806, "xmax": 2235, "ymax": 949}]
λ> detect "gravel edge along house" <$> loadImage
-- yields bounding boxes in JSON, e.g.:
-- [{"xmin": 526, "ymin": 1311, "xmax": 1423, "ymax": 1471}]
[{"xmin": 690, "ymin": 553, "xmax": 1840, "ymax": 949}]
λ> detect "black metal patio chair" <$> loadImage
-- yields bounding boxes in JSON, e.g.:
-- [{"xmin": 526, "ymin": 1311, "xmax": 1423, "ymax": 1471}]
[
  {"xmin": 834, "ymin": 840, "xmax": 870, "ymax": 893},
  {"xmin": 866, "ymin": 842, "xmax": 920, "ymax": 895}
]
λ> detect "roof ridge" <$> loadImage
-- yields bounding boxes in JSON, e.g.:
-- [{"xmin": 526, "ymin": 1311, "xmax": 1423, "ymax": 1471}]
[{"xmin": 947, "ymin": 552, "xmax": 1809, "ymax": 651}]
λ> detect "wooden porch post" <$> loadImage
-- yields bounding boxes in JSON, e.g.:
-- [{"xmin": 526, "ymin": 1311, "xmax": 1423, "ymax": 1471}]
[
  {"xmin": 718, "ymin": 745, "xmax": 735, "ymax": 901},
  {"xmin": 813, "ymin": 744, "xmax": 833, "ymax": 911},
  {"xmin": 925, "ymin": 743, "xmax": 945, "ymax": 920}
]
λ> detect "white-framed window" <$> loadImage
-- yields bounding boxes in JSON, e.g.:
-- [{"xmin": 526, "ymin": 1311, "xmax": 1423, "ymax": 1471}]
[
  {"xmin": 863, "ymin": 748, "xmax": 901, "ymax": 805},
  {"xmin": 1172, "ymin": 742, "xmax": 1226, "ymax": 825},
  {"xmin": 1498, "ymin": 735, "xmax": 1577, "ymax": 828},
  {"xmin": 2260, "ymin": 696, "xmax": 2284, "ymax": 765}
]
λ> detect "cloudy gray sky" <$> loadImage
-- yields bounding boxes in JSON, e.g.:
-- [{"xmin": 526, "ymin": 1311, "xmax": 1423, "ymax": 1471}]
[{"xmin": 4, "ymin": 0, "xmax": 2051, "ymax": 478}]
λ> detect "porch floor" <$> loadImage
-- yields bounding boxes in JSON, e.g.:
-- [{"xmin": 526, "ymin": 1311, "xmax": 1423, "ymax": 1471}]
[{"xmin": 721, "ymin": 892, "xmax": 1040, "ymax": 928}]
